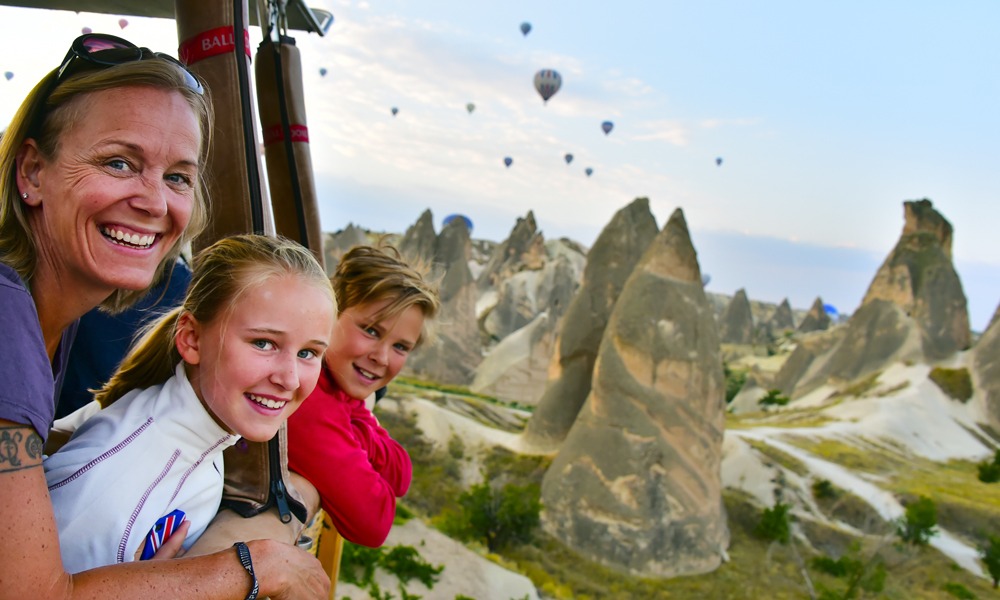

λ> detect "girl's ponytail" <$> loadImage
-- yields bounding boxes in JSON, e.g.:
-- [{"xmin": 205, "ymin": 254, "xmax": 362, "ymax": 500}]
[{"xmin": 95, "ymin": 307, "xmax": 183, "ymax": 407}]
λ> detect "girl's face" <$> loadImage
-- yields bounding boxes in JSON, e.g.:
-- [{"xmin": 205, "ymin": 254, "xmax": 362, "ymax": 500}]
[
  {"xmin": 177, "ymin": 274, "xmax": 335, "ymax": 442},
  {"xmin": 325, "ymin": 299, "xmax": 424, "ymax": 400}
]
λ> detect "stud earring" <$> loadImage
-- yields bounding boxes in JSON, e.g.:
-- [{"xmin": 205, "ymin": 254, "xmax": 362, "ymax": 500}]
[{"xmin": 21, "ymin": 192, "xmax": 27, "ymax": 199}]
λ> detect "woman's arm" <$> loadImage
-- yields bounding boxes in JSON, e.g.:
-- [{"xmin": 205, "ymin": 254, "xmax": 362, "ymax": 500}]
[{"xmin": 0, "ymin": 420, "xmax": 328, "ymax": 600}]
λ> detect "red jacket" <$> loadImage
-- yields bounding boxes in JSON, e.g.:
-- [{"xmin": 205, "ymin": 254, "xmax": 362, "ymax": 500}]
[{"xmin": 287, "ymin": 367, "xmax": 412, "ymax": 547}]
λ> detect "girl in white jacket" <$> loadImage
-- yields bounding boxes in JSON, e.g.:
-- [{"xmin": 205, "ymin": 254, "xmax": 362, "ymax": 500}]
[{"xmin": 44, "ymin": 235, "xmax": 336, "ymax": 573}]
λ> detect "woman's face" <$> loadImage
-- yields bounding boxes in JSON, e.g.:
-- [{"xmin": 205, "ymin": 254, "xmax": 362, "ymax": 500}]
[
  {"xmin": 326, "ymin": 299, "xmax": 425, "ymax": 400},
  {"xmin": 178, "ymin": 275, "xmax": 335, "ymax": 442},
  {"xmin": 20, "ymin": 85, "xmax": 200, "ymax": 297}
]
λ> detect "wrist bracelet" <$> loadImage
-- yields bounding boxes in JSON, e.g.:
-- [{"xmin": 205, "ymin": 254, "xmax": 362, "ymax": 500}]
[{"xmin": 233, "ymin": 542, "xmax": 259, "ymax": 600}]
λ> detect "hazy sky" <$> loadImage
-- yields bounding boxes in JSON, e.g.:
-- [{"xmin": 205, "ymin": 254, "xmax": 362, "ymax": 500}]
[{"xmin": 1, "ymin": 1, "xmax": 997, "ymax": 328}]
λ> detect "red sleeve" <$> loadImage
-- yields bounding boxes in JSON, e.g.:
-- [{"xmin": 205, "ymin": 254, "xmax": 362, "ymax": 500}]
[{"xmin": 286, "ymin": 370, "xmax": 412, "ymax": 548}]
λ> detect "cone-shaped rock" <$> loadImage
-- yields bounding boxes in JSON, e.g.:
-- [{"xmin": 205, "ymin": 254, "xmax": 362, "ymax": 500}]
[
  {"xmin": 399, "ymin": 208, "xmax": 437, "ymax": 264},
  {"xmin": 476, "ymin": 211, "xmax": 546, "ymax": 290},
  {"xmin": 541, "ymin": 208, "xmax": 728, "ymax": 578},
  {"xmin": 975, "ymin": 306, "xmax": 1000, "ymax": 430},
  {"xmin": 797, "ymin": 297, "xmax": 832, "ymax": 333},
  {"xmin": 718, "ymin": 289, "xmax": 754, "ymax": 344},
  {"xmin": 523, "ymin": 198, "xmax": 659, "ymax": 449},
  {"xmin": 405, "ymin": 218, "xmax": 481, "ymax": 384},
  {"xmin": 322, "ymin": 223, "xmax": 370, "ymax": 275},
  {"xmin": 861, "ymin": 199, "xmax": 969, "ymax": 359},
  {"xmin": 768, "ymin": 298, "xmax": 795, "ymax": 332}
]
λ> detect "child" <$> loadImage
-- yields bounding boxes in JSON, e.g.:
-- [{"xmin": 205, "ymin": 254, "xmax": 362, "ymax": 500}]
[
  {"xmin": 287, "ymin": 244, "xmax": 440, "ymax": 547},
  {"xmin": 44, "ymin": 235, "xmax": 336, "ymax": 573}
]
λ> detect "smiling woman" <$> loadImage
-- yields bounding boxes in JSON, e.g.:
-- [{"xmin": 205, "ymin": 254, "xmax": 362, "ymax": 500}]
[{"xmin": 0, "ymin": 33, "xmax": 330, "ymax": 600}]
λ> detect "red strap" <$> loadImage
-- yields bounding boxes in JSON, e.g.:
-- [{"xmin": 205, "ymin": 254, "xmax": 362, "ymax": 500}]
[
  {"xmin": 263, "ymin": 124, "xmax": 310, "ymax": 146},
  {"xmin": 179, "ymin": 26, "xmax": 252, "ymax": 66}
]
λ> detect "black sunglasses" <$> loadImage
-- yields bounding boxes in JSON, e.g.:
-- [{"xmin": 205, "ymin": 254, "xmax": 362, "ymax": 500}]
[{"xmin": 54, "ymin": 33, "xmax": 204, "ymax": 95}]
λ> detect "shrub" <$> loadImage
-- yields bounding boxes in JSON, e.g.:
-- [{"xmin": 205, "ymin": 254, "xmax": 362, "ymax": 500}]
[
  {"xmin": 896, "ymin": 495, "xmax": 938, "ymax": 545},
  {"xmin": 339, "ymin": 541, "xmax": 443, "ymax": 595},
  {"xmin": 723, "ymin": 364, "xmax": 747, "ymax": 403},
  {"xmin": 943, "ymin": 582, "xmax": 978, "ymax": 599},
  {"xmin": 980, "ymin": 534, "xmax": 1000, "ymax": 588},
  {"xmin": 929, "ymin": 367, "xmax": 974, "ymax": 402},
  {"xmin": 754, "ymin": 502, "xmax": 790, "ymax": 544},
  {"xmin": 447, "ymin": 435, "xmax": 465, "ymax": 460},
  {"xmin": 812, "ymin": 479, "xmax": 837, "ymax": 500},
  {"xmin": 977, "ymin": 450, "xmax": 1000, "ymax": 483},
  {"xmin": 440, "ymin": 481, "xmax": 542, "ymax": 552},
  {"xmin": 758, "ymin": 389, "xmax": 790, "ymax": 407},
  {"xmin": 811, "ymin": 548, "xmax": 886, "ymax": 600}
]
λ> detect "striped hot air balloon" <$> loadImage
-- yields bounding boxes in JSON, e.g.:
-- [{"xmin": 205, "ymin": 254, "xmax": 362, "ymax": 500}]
[{"xmin": 534, "ymin": 70, "xmax": 562, "ymax": 104}]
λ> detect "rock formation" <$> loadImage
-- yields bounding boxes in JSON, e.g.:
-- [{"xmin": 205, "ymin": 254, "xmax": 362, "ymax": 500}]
[
  {"xmin": 405, "ymin": 218, "xmax": 481, "ymax": 384},
  {"xmin": 398, "ymin": 208, "xmax": 438, "ymax": 265},
  {"xmin": 974, "ymin": 307, "xmax": 1000, "ymax": 430},
  {"xmin": 322, "ymin": 223, "xmax": 370, "ymax": 275},
  {"xmin": 718, "ymin": 289, "xmax": 754, "ymax": 344},
  {"xmin": 475, "ymin": 211, "xmax": 546, "ymax": 291},
  {"xmin": 768, "ymin": 298, "xmax": 795, "ymax": 332},
  {"xmin": 797, "ymin": 297, "xmax": 832, "ymax": 333},
  {"xmin": 522, "ymin": 198, "xmax": 659, "ymax": 450},
  {"xmin": 541, "ymin": 208, "xmax": 728, "ymax": 578},
  {"xmin": 728, "ymin": 372, "xmax": 770, "ymax": 415}
]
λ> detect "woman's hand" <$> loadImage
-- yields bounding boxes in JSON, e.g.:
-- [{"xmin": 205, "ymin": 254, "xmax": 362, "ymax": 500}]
[{"xmin": 245, "ymin": 539, "xmax": 330, "ymax": 600}]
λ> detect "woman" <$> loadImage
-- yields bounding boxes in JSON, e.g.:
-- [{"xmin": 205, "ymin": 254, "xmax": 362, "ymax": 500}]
[{"xmin": 0, "ymin": 33, "xmax": 328, "ymax": 599}]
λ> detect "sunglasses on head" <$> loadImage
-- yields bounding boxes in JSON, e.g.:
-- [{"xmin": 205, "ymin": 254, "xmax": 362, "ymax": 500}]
[{"xmin": 54, "ymin": 33, "xmax": 204, "ymax": 95}]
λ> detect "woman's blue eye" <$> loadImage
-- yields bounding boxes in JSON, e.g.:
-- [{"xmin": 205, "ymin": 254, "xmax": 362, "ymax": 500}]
[
  {"xmin": 108, "ymin": 159, "xmax": 129, "ymax": 171},
  {"xmin": 166, "ymin": 173, "xmax": 192, "ymax": 185}
]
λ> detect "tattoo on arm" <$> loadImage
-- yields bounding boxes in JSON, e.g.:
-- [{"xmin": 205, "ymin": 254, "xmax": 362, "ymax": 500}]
[{"xmin": 0, "ymin": 426, "xmax": 43, "ymax": 472}]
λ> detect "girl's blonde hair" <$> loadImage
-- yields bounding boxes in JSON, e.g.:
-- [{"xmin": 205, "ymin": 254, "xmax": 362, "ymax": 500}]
[
  {"xmin": 96, "ymin": 235, "xmax": 334, "ymax": 407},
  {"xmin": 334, "ymin": 244, "xmax": 440, "ymax": 348},
  {"xmin": 0, "ymin": 58, "xmax": 213, "ymax": 313}
]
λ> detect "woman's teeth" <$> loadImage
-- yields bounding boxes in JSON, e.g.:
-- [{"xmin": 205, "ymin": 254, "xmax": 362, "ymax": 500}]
[
  {"xmin": 102, "ymin": 227, "xmax": 155, "ymax": 249},
  {"xmin": 248, "ymin": 393, "xmax": 287, "ymax": 409}
]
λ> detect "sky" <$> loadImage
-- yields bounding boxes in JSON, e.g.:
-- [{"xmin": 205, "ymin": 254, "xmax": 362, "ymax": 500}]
[{"xmin": 0, "ymin": 1, "xmax": 997, "ymax": 329}]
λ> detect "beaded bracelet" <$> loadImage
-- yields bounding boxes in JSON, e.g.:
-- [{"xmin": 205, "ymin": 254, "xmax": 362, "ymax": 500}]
[{"xmin": 233, "ymin": 542, "xmax": 259, "ymax": 600}]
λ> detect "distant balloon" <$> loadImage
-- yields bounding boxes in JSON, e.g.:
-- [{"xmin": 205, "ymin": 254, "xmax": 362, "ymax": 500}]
[
  {"xmin": 701, "ymin": 273, "xmax": 711, "ymax": 287},
  {"xmin": 564, "ymin": 153, "xmax": 573, "ymax": 165},
  {"xmin": 466, "ymin": 103, "xmax": 475, "ymax": 114},
  {"xmin": 391, "ymin": 107, "xmax": 398, "ymax": 116},
  {"xmin": 3, "ymin": 72, "xmax": 11, "ymax": 82},
  {"xmin": 443, "ymin": 214, "xmax": 473, "ymax": 232},
  {"xmin": 716, "ymin": 157, "xmax": 723, "ymax": 166},
  {"xmin": 319, "ymin": 68, "xmax": 327, "ymax": 77},
  {"xmin": 533, "ymin": 69, "xmax": 561, "ymax": 103},
  {"xmin": 504, "ymin": 157, "xmax": 513, "ymax": 168},
  {"xmin": 520, "ymin": 22, "xmax": 531, "ymax": 36},
  {"xmin": 585, "ymin": 167, "xmax": 593, "ymax": 177},
  {"xmin": 118, "ymin": 18, "xmax": 128, "ymax": 29},
  {"xmin": 601, "ymin": 121, "xmax": 614, "ymax": 135},
  {"xmin": 81, "ymin": 27, "xmax": 92, "ymax": 34},
  {"xmin": 823, "ymin": 304, "xmax": 839, "ymax": 317}
]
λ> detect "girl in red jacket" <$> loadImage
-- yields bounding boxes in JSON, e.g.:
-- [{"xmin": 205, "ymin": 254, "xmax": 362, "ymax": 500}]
[{"xmin": 287, "ymin": 244, "xmax": 440, "ymax": 547}]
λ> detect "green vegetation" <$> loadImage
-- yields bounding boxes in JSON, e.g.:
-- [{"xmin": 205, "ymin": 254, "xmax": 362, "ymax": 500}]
[
  {"xmin": 746, "ymin": 439, "xmax": 809, "ymax": 476},
  {"xmin": 897, "ymin": 496, "xmax": 939, "ymax": 545},
  {"xmin": 340, "ymin": 541, "xmax": 443, "ymax": 599},
  {"xmin": 942, "ymin": 582, "xmax": 977, "ymax": 599},
  {"xmin": 437, "ymin": 480, "xmax": 542, "ymax": 552},
  {"xmin": 758, "ymin": 389, "xmax": 790, "ymax": 407},
  {"xmin": 391, "ymin": 376, "xmax": 535, "ymax": 412},
  {"xmin": 724, "ymin": 363, "xmax": 748, "ymax": 403},
  {"xmin": 810, "ymin": 547, "xmax": 886, "ymax": 600},
  {"xmin": 980, "ymin": 535, "xmax": 1000, "ymax": 588},
  {"xmin": 929, "ymin": 367, "xmax": 974, "ymax": 403},
  {"xmin": 813, "ymin": 479, "xmax": 837, "ymax": 500},
  {"xmin": 977, "ymin": 450, "xmax": 1000, "ymax": 483},
  {"xmin": 754, "ymin": 502, "xmax": 790, "ymax": 544}
]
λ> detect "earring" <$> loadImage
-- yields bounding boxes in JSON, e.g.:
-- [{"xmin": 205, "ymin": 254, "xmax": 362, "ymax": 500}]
[{"xmin": 21, "ymin": 192, "xmax": 27, "ymax": 199}]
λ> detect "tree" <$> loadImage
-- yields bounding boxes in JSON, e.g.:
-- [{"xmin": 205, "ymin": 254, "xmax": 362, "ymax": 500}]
[
  {"xmin": 896, "ymin": 496, "xmax": 938, "ymax": 545},
  {"xmin": 755, "ymin": 502, "xmax": 790, "ymax": 544},
  {"xmin": 443, "ymin": 481, "xmax": 542, "ymax": 552},
  {"xmin": 977, "ymin": 450, "xmax": 1000, "ymax": 483},
  {"xmin": 758, "ymin": 389, "xmax": 790, "ymax": 407},
  {"xmin": 981, "ymin": 534, "xmax": 1000, "ymax": 588}
]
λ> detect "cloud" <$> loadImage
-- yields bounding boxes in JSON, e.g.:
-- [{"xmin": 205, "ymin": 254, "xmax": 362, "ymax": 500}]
[
  {"xmin": 700, "ymin": 117, "xmax": 762, "ymax": 129},
  {"xmin": 631, "ymin": 119, "xmax": 688, "ymax": 146}
]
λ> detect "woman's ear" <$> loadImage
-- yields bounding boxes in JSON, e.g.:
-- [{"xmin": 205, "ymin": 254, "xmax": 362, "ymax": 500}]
[
  {"xmin": 174, "ymin": 313, "xmax": 202, "ymax": 365},
  {"xmin": 15, "ymin": 139, "xmax": 43, "ymax": 207}
]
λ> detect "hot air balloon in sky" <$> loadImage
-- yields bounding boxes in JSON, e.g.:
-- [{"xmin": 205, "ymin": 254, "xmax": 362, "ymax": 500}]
[
  {"xmin": 319, "ymin": 68, "xmax": 327, "ymax": 77},
  {"xmin": 701, "ymin": 273, "xmax": 711, "ymax": 287},
  {"xmin": 81, "ymin": 27, "xmax": 92, "ymax": 34},
  {"xmin": 466, "ymin": 103, "xmax": 475, "ymax": 114},
  {"xmin": 564, "ymin": 153, "xmax": 573, "ymax": 165},
  {"xmin": 823, "ymin": 304, "xmax": 839, "ymax": 318},
  {"xmin": 534, "ymin": 70, "xmax": 561, "ymax": 104},
  {"xmin": 520, "ymin": 22, "xmax": 531, "ymax": 36},
  {"xmin": 716, "ymin": 157, "xmax": 723, "ymax": 166},
  {"xmin": 118, "ymin": 18, "xmax": 128, "ymax": 29},
  {"xmin": 443, "ymin": 214, "xmax": 473, "ymax": 232},
  {"xmin": 504, "ymin": 157, "xmax": 513, "ymax": 168},
  {"xmin": 391, "ymin": 107, "xmax": 398, "ymax": 116},
  {"xmin": 3, "ymin": 72, "xmax": 12, "ymax": 81},
  {"xmin": 585, "ymin": 167, "xmax": 593, "ymax": 176},
  {"xmin": 601, "ymin": 121, "xmax": 614, "ymax": 135}
]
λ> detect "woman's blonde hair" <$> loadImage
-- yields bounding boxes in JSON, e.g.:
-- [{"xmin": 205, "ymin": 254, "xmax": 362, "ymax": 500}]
[
  {"xmin": 96, "ymin": 235, "xmax": 334, "ymax": 407},
  {"xmin": 0, "ymin": 58, "xmax": 213, "ymax": 313},
  {"xmin": 334, "ymin": 243, "xmax": 440, "ymax": 348}
]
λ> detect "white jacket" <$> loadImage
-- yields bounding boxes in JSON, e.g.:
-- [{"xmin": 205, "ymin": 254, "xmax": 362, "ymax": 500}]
[{"xmin": 44, "ymin": 364, "xmax": 239, "ymax": 573}]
